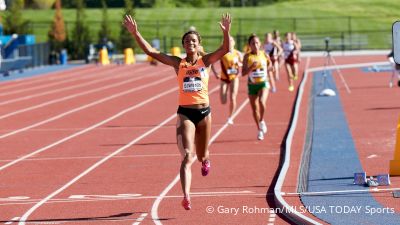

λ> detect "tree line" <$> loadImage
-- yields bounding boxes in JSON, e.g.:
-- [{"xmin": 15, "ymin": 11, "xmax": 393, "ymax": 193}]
[
  {"xmin": 15, "ymin": 0, "xmax": 293, "ymax": 9},
  {"xmin": 2, "ymin": 0, "xmax": 295, "ymax": 60},
  {"xmin": 3, "ymin": 0, "xmax": 134, "ymax": 60}
]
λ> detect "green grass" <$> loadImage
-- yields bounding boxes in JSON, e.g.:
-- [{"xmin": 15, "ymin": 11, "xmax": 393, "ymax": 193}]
[{"xmin": 13, "ymin": 0, "xmax": 399, "ymax": 51}]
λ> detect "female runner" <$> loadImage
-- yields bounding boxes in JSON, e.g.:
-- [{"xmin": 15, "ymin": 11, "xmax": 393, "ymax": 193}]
[
  {"xmin": 264, "ymin": 32, "xmax": 283, "ymax": 92},
  {"xmin": 124, "ymin": 14, "xmax": 231, "ymax": 210},
  {"xmin": 124, "ymin": 13, "xmax": 231, "ymax": 210},
  {"xmin": 212, "ymin": 36, "xmax": 243, "ymax": 124},
  {"xmin": 282, "ymin": 32, "xmax": 299, "ymax": 92},
  {"xmin": 242, "ymin": 34, "xmax": 273, "ymax": 140}
]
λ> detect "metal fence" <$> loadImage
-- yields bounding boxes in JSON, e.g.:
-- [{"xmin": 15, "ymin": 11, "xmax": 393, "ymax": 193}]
[
  {"xmin": 28, "ymin": 16, "xmax": 395, "ymax": 54},
  {"xmin": 18, "ymin": 42, "xmax": 50, "ymax": 67}
]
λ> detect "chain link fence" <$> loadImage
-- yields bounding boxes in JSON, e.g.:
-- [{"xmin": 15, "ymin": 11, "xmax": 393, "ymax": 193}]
[{"xmin": 29, "ymin": 16, "xmax": 394, "ymax": 54}]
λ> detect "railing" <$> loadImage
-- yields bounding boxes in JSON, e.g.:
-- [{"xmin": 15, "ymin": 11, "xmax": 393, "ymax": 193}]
[
  {"xmin": 27, "ymin": 16, "xmax": 394, "ymax": 54},
  {"xmin": 18, "ymin": 42, "xmax": 50, "ymax": 67}
]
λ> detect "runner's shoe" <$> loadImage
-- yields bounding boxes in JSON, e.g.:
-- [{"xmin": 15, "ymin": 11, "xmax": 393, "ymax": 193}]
[
  {"xmin": 257, "ymin": 130, "xmax": 264, "ymax": 140},
  {"xmin": 259, "ymin": 121, "xmax": 267, "ymax": 134},
  {"xmin": 288, "ymin": 85, "xmax": 294, "ymax": 92},
  {"xmin": 181, "ymin": 197, "xmax": 191, "ymax": 210},
  {"xmin": 201, "ymin": 160, "xmax": 211, "ymax": 176},
  {"xmin": 227, "ymin": 117, "xmax": 234, "ymax": 125}
]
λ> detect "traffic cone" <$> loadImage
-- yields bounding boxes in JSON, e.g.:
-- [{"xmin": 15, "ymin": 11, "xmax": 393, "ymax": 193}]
[
  {"xmin": 99, "ymin": 47, "xmax": 110, "ymax": 65},
  {"xmin": 124, "ymin": 48, "xmax": 135, "ymax": 65},
  {"xmin": 171, "ymin": 47, "xmax": 181, "ymax": 57},
  {"xmin": 390, "ymin": 115, "xmax": 400, "ymax": 175}
]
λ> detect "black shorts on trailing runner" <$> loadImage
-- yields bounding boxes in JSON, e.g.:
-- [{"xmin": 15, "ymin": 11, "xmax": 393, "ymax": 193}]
[{"xmin": 177, "ymin": 106, "xmax": 211, "ymax": 125}]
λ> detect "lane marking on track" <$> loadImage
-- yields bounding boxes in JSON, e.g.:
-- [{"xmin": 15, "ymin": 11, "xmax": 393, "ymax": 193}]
[
  {"xmin": 0, "ymin": 71, "xmax": 171, "ymax": 139},
  {"xmin": 0, "ymin": 152, "xmax": 277, "ymax": 163},
  {"xmin": 0, "ymin": 84, "xmax": 178, "ymax": 172},
  {"xmin": 132, "ymin": 213, "xmax": 148, "ymax": 225},
  {"xmin": 0, "ymin": 121, "xmax": 281, "ymax": 132},
  {"xmin": 268, "ymin": 208, "xmax": 276, "ymax": 224},
  {"xmin": 274, "ymin": 60, "xmax": 392, "ymax": 225},
  {"xmin": 16, "ymin": 113, "xmax": 177, "ymax": 225},
  {"xmin": 0, "ymin": 65, "xmax": 94, "ymax": 91},
  {"xmin": 0, "ymin": 68, "xmax": 170, "ymax": 121},
  {"xmin": 68, "ymin": 194, "xmax": 142, "ymax": 199},
  {"xmin": 16, "ymin": 85, "xmax": 221, "ymax": 225},
  {"xmin": 6, "ymin": 196, "xmax": 30, "ymax": 200},
  {"xmin": 0, "ymin": 66, "xmax": 152, "ymax": 106},
  {"xmin": 1, "ymin": 191, "xmax": 260, "ymax": 206},
  {"xmin": 281, "ymin": 187, "xmax": 400, "ymax": 196},
  {"xmin": 4, "ymin": 217, "xmax": 20, "ymax": 225},
  {"xmin": 150, "ymin": 98, "xmax": 250, "ymax": 225},
  {"xmin": 0, "ymin": 66, "xmax": 119, "ymax": 97}
]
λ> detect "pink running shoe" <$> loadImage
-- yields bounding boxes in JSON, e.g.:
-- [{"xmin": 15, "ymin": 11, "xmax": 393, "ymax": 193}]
[
  {"xmin": 181, "ymin": 197, "xmax": 191, "ymax": 210},
  {"xmin": 201, "ymin": 160, "xmax": 211, "ymax": 176}
]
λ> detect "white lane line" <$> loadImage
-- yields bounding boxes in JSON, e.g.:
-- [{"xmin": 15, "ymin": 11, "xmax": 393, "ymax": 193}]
[
  {"xmin": 4, "ymin": 217, "xmax": 20, "ymax": 225},
  {"xmin": 0, "ymin": 152, "xmax": 278, "ymax": 163},
  {"xmin": 0, "ymin": 65, "xmax": 94, "ymax": 91},
  {"xmin": 1, "ymin": 192, "xmax": 261, "ymax": 206},
  {"xmin": 273, "ymin": 60, "xmax": 391, "ymax": 225},
  {"xmin": 0, "ymin": 85, "xmax": 177, "ymax": 172},
  {"xmin": 0, "ymin": 66, "xmax": 119, "ymax": 97},
  {"xmin": 0, "ymin": 68, "xmax": 170, "ymax": 121},
  {"xmin": 273, "ymin": 56, "xmax": 323, "ymax": 225},
  {"xmin": 307, "ymin": 61, "xmax": 391, "ymax": 73},
  {"xmin": 16, "ymin": 84, "xmax": 219, "ymax": 225},
  {"xmin": 282, "ymin": 187, "xmax": 400, "ymax": 196},
  {"xmin": 269, "ymin": 206, "xmax": 277, "ymax": 224},
  {"xmin": 0, "ymin": 121, "xmax": 270, "ymax": 132},
  {"xmin": 0, "ymin": 72, "xmax": 171, "ymax": 139},
  {"xmin": 17, "ymin": 115, "xmax": 178, "ymax": 225},
  {"xmin": 132, "ymin": 213, "xmax": 148, "ymax": 225},
  {"xmin": 0, "ymin": 66, "xmax": 151, "ymax": 106},
  {"xmin": 150, "ymin": 98, "xmax": 250, "ymax": 225}
]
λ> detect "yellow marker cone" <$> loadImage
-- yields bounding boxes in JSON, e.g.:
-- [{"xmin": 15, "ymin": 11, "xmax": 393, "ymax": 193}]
[
  {"xmin": 390, "ymin": 116, "xmax": 400, "ymax": 175},
  {"xmin": 171, "ymin": 47, "xmax": 181, "ymax": 57},
  {"xmin": 124, "ymin": 48, "xmax": 135, "ymax": 65},
  {"xmin": 99, "ymin": 47, "xmax": 110, "ymax": 65}
]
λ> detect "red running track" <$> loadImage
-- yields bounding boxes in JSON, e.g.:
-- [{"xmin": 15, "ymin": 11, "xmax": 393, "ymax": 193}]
[{"xmin": 0, "ymin": 61, "xmax": 307, "ymax": 225}]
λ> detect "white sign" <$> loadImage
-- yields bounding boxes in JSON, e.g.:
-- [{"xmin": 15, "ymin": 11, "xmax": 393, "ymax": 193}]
[
  {"xmin": 393, "ymin": 21, "xmax": 400, "ymax": 64},
  {"xmin": 0, "ymin": 0, "xmax": 6, "ymax": 11}
]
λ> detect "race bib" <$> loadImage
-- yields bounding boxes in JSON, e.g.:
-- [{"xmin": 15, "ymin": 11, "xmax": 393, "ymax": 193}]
[
  {"xmin": 199, "ymin": 67, "xmax": 208, "ymax": 78},
  {"xmin": 226, "ymin": 68, "xmax": 238, "ymax": 75},
  {"xmin": 250, "ymin": 69, "xmax": 266, "ymax": 83},
  {"xmin": 183, "ymin": 77, "xmax": 203, "ymax": 92}
]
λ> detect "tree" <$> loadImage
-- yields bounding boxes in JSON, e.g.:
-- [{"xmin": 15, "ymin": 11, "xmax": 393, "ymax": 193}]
[
  {"xmin": 119, "ymin": 0, "xmax": 135, "ymax": 52},
  {"xmin": 3, "ymin": 0, "xmax": 30, "ymax": 35},
  {"xmin": 48, "ymin": 0, "xmax": 66, "ymax": 51},
  {"xmin": 32, "ymin": 0, "xmax": 56, "ymax": 9},
  {"xmin": 70, "ymin": 0, "xmax": 91, "ymax": 59},
  {"xmin": 98, "ymin": 0, "xmax": 112, "ymax": 44}
]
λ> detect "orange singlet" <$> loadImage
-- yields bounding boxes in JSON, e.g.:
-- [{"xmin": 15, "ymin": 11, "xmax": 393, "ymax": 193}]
[{"xmin": 177, "ymin": 57, "xmax": 209, "ymax": 105}]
